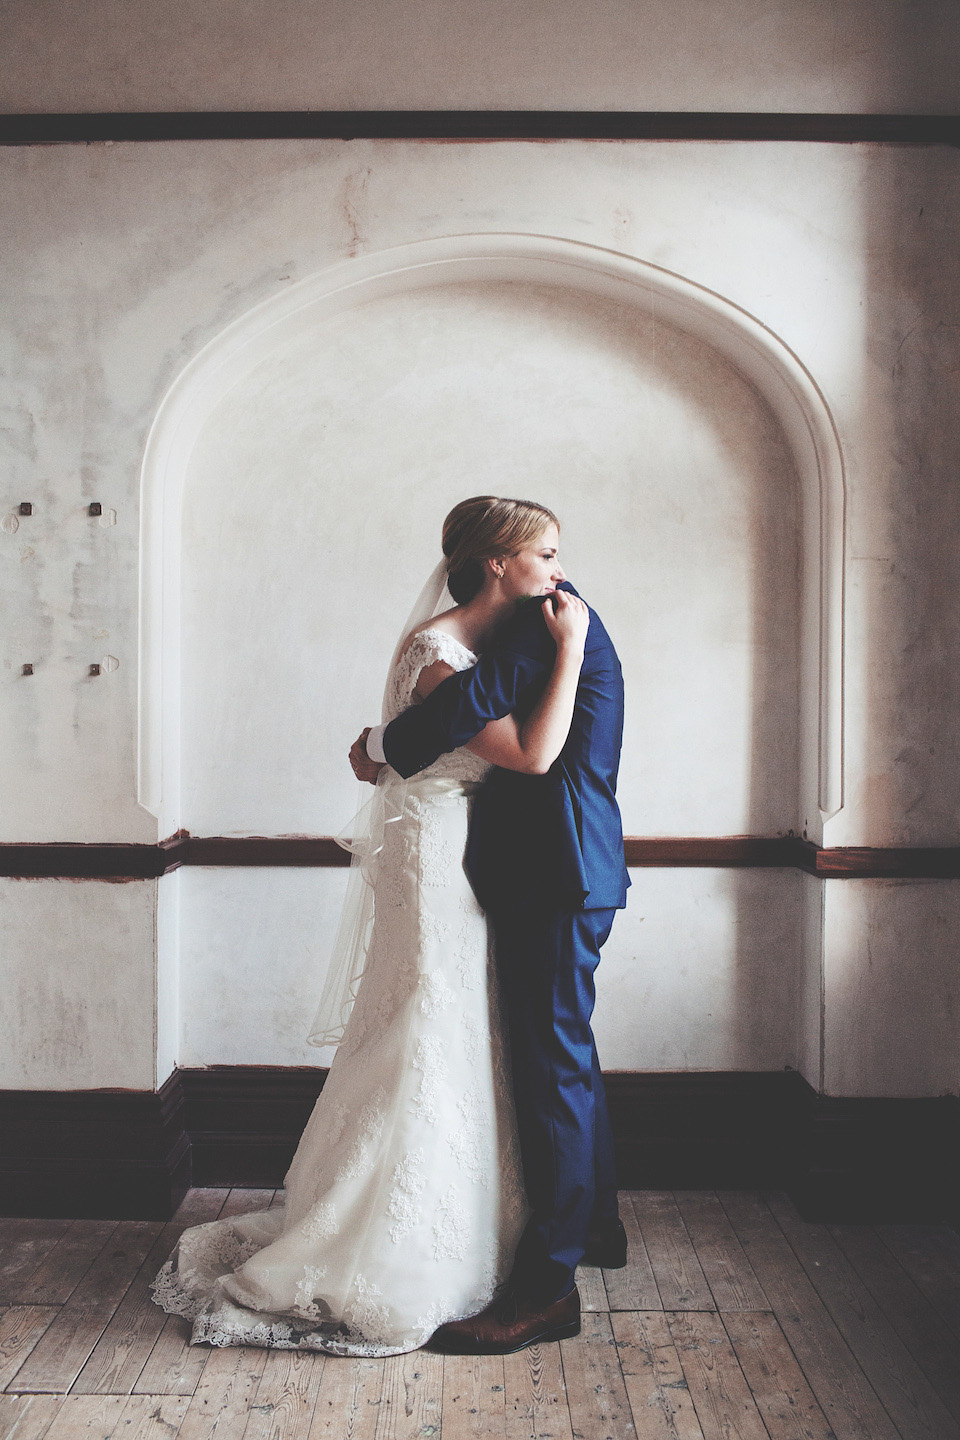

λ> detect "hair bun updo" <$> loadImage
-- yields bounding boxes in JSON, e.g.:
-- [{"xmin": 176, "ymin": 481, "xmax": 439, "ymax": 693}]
[{"xmin": 442, "ymin": 494, "xmax": 559, "ymax": 605}]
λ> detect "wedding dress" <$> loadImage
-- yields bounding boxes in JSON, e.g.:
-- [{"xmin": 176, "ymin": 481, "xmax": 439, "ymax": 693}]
[{"xmin": 151, "ymin": 629, "xmax": 528, "ymax": 1354}]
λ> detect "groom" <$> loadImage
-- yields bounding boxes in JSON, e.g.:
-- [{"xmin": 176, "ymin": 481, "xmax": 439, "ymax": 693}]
[{"xmin": 353, "ymin": 580, "xmax": 629, "ymax": 1353}]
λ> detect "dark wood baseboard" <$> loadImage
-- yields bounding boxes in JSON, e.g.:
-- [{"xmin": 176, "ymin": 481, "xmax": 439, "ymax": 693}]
[
  {"xmin": 793, "ymin": 1093, "xmax": 960, "ymax": 1224},
  {"xmin": 2, "ymin": 112, "xmax": 959, "ymax": 146},
  {"xmin": 183, "ymin": 1067, "xmax": 959, "ymax": 1226},
  {"xmin": 182, "ymin": 1068, "xmax": 816, "ymax": 1194},
  {"xmin": 4, "ymin": 833, "xmax": 960, "ymax": 879},
  {"xmin": 4, "ymin": 1068, "xmax": 955, "ymax": 1226},
  {"xmin": 0, "ymin": 1072, "xmax": 190, "ymax": 1220},
  {"xmin": 603, "ymin": 1070, "xmax": 810, "ymax": 1190},
  {"xmin": 182, "ymin": 1066, "xmax": 327, "ymax": 1188}
]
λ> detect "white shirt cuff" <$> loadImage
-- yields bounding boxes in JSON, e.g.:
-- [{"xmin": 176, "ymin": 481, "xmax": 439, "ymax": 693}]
[{"xmin": 366, "ymin": 723, "xmax": 387, "ymax": 763}]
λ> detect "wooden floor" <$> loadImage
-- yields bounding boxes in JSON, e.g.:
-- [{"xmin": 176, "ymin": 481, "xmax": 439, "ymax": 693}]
[{"xmin": 1, "ymin": 1188, "xmax": 959, "ymax": 1440}]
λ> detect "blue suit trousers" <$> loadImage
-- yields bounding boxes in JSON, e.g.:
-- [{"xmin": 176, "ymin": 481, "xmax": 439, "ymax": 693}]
[{"xmin": 490, "ymin": 905, "xmax": 619, "ymax": 1304}]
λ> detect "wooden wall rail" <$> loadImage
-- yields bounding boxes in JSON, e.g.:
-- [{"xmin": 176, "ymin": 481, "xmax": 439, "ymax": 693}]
[
  {"xmin": 2, "ymin": 112, "xmax": 959, "ymax": 146},
  {"xmin": 2, "ymin": 834, "xmax": 960, "ymax": 878}
]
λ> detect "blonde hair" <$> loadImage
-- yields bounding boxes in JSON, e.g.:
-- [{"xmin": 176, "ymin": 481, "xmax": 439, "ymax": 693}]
[{"xmin": 442, "ymin": 495, "xmax": 560, "ymax": 604}]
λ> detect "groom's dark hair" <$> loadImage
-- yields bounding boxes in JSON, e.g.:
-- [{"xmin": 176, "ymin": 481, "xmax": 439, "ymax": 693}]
[{"xmin": 442, "ymin": 495, "xmax": 559, "ymax": 604}]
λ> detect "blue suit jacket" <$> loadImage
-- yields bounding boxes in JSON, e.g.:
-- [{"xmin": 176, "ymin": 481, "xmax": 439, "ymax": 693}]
[{"xmin": 381, "ymin": 582, "xmax": 630, "ymax": 913}]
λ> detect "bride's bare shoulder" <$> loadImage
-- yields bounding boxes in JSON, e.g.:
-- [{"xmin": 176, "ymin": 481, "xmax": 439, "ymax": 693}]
[{"xmin": 401, "ymin": 607, "xmax": 464, "ymax": 654}]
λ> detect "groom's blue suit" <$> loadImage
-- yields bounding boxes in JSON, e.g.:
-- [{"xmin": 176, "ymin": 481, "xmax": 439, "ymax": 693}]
[{"xmin": 381, "ymin": 581, "xmax": 629, "ymax": 1303}]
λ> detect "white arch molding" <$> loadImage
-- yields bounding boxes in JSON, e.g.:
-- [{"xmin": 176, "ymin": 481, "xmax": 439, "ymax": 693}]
[{"xmin": 138, "ymin": 233, "xmax": 845, "ymax": 839}]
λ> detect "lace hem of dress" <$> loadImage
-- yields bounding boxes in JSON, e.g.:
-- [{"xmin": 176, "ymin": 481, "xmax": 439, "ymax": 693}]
[
  {"xmin": 150, "ymin": 1245, "xmax": 498, "ymax": 1358},
  {"xmin": 150, "ymin": 1259, "xmax": 438, "ymax": 1356}
]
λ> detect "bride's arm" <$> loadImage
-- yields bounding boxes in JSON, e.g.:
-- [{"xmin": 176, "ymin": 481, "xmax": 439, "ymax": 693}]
[
  {"xmin": 414, "ymin": 594, "xmax": 588, "ymax": 776},
  {"xmin": 468, "ymin": 592, "xmax": 586, "ymax": 773}
]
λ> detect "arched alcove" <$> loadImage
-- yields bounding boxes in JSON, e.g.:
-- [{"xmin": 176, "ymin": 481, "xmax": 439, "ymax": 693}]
[
  {"xmin": 140, "ymin": 233, "xmax": 846, "ymax": 1076},
  {"xmin": 139, "ymin": 233, "xmax": 845, "ymax": 844}
]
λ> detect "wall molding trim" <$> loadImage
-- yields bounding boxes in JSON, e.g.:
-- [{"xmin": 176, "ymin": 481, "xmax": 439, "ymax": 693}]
[
  {"xmin": 2, "ymin": 1068, "xmax": 956, "ymax": 1226},
  {"xmin": 1, "ymin": 112, "xmax": 958, "ymax": 146},
  {"xmin": 2, "ymin": 834, "xmax": 960, "ymax": 879}
]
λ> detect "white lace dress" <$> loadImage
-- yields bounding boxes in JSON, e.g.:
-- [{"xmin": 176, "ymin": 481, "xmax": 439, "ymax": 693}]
[{"xmin": 151, "ymin": 630, "xmax": 528, "ymax": 1354}]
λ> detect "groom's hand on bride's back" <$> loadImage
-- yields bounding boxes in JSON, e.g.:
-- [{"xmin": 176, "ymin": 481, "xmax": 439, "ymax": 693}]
[{"xmin": 350, "ymin": 728, "xmax": 384, "ymax": 785}]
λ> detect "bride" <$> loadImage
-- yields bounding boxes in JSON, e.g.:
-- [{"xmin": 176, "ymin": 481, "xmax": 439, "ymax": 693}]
[{"xmin": 151, "ymin": 496, "xmax": 589, "ymax": 1355}]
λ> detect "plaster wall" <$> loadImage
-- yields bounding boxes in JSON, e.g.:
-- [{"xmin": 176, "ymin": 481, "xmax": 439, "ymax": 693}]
[
  {"xmin": 823, "ymin": 880, "xmax": 960, "ymax": 1097},
  {"xmin": 178, "ymin": 867, "xmax": 808, "ymax": 1074},
  {"xmin": 0, "ymin": 877, "xmax": 157, "ymax": 1090},
  {"xmin": 2, "ymin": 139, "xmax": 958, "ymax": 1094},
  {"xmin": 3, "ymin": 0, "xmax": 959, "ymax": 114}
]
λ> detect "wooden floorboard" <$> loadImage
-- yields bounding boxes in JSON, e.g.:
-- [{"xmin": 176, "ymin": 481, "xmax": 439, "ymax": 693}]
[
  {"xmin": 630, "ymin": 1194, "xmax": 714, "ymax": 1311},
  {"xmin": 720, "ymin": 1310, "xmax": 838, "ymax": 1440},
  {"xmin": 306, "ymin": 1353, "xmax": 383, "ymax": 1439},
  {"xmin": 372, "ymin": 1349, "xmax": 443, "ymax": 1440},
  {"xmin": 877, "ymin": 1223, "xmax": 960, "ymax": 1342},
  {"xmin": 241, "ymin": 1350, "xmax": 322, "ymax": 1440},
  {"xmin": 0, "ymin": 1393, "xmax": 63, "ymax": 1440},
  {"xmin": 719, "ymin": 1190, "xmax": 902, "ymax": 1440},
  {"xmin": 4, "ymin": 1188, "xmax": 958, "ymax": 1440},
  {"xmin": 440, "ymin": 1353, "xmax": 506, "ymax": 1440},
  {"xmin": 70, "ymin": 1190, "xmax": 228, "ymax": 1397},
  {"xmin": 560, "ymin": 1309, "xmax": 635, "ymax": 1439},
  {"xmin": 672, "ymin": 1191, "xmax": 769, "ymax": 1312},
  {"xmin": 502, "ymin": 1341, "xmax": 573, "ymax": 1440},
  {"xmin": 767, "ymin": 1190, "xmax": 960, "ymax": 1440},
  {"xmin": 11, "ymin": 1223, "xmax": 118, "ymax": 1308},
  {"xmin": 611, "ymin": 1311, "xmax": 705, "ymax": 1440},
  {"xmin": 131, "ymin": 1317, "xmax": 209, "ymax": 1398},
  {"xmin": 49, "ymin": 1394, "xmax": 191, "ymax": 1440},
  {"xmin": 0, "ymin": 1225, "xmax": 71, "ymax": 1307},
  {"xmin": 575, "ymin": 1263, "xmax": 609, "ymax": 1312},
  {"xmin": 664, "ymin": 1309, "xmax": 769, "ymax": 1440},
  {"xmin": 605, "ymin": 1196, "xmax": 662, "ymax": 1313},
  {"xmin": 112, "ymin": 1395, "xmax": 193, "ymax": 1440},
  {"xmin": 173, "ymin": 1191, "xmax": 232, "ymax": 1225},
  {"xmin": 217, "ymin": 1192, "xmax": 276, "ymax": 1222},
  {"xmin": 10, "ymin": 1225, "xmax": 163, "ymax": 1395},
  {"xmin": 0, "ymin": 1310, "xmax": 60, "ymax": 1392},
  {"xmin": 829, "ymin": 1219, "xmax": 960, "ymax": 1423},
  {"xmin": 176, "ymin": 1345, "xmax": 268, "ymax": 1440},
  {"xmin": 38, "ymin": 1395, "xmax": 132, "ymax": 1440}
]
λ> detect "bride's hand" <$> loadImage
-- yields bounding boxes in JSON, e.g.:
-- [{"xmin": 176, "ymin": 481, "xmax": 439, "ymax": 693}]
[
  {"xmin": 543, "ymin": 590, "xmax": 589, "ymax": 652},
  {"xmin": 350, "ymin": 728, "xmax": 384, "ymax": 785}
]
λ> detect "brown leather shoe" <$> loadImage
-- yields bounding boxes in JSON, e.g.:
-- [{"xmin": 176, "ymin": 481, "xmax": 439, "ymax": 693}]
[{"xmin": 428, "ymin": 1285, "xmax": 580, "ymax": 1354}]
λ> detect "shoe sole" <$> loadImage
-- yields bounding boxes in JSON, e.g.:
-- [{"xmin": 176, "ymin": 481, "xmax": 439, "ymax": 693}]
[{"xmin": 429, "ymin": 1317, "xmax": 581, "ymax": 1355}]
